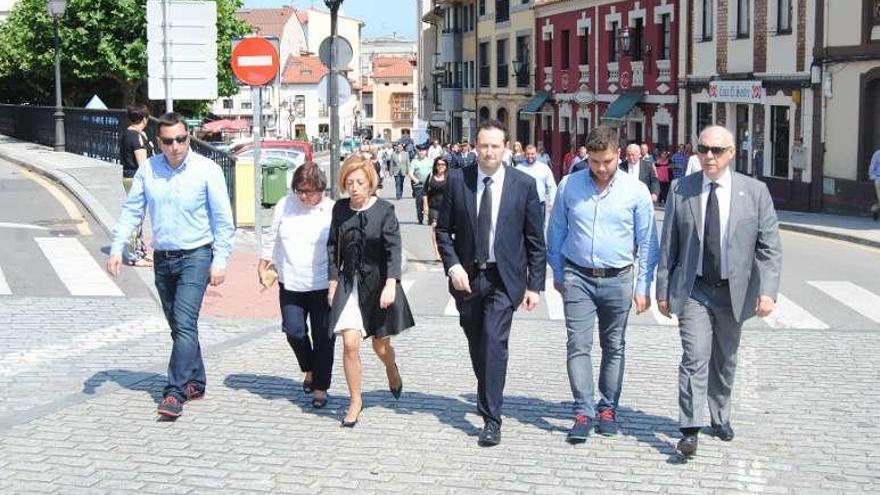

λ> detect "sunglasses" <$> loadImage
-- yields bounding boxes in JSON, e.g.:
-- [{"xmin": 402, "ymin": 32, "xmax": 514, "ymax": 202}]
[
  {"xmin": 159, "ymin": 135, "xmax": 189, "ymax": 146},
  {"xmin": 696, "ymin": 144, "xmax": 731, "ymax": 155}
]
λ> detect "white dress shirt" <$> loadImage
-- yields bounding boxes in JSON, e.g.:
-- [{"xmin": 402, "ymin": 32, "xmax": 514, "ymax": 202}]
[
  {"xmin": 697, "ymin": 167, "xmax": 732, "ymax": 279},
  {"xmin": 261, "ymin": 194, "xmax": 334, "ymax": 291},
  {"xmin": 686, "ymin": 155, "xmax": 703, "ymax": 175},
  {"xmin": 477, "ymin": 164, "xmax": 506, "ymax": 263},
  {"xmin": 626, "ymin": 159, "xmax": 641, "ymax": 179}
]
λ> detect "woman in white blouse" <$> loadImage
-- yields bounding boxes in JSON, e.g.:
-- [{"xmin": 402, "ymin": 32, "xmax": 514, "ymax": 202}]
[{"xmin": 259, "ymin": 163, "xmax": 335, "ymax": 408}]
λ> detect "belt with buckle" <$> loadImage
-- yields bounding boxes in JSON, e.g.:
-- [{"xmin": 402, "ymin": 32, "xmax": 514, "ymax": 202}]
[
  {"xmin": 567, "ymin": 261, "xmax": 632, "ymax": 278},
  {"xmin": 154, "ymin": 243, "xmax": 212, "ymax": 258},
  {"xmin": 698, "ymin": 277, "xmax": 729, "ymax": 288},
  {"xmin": 473, "ymin": 261, "xmax": 497, "ymax": 271}
]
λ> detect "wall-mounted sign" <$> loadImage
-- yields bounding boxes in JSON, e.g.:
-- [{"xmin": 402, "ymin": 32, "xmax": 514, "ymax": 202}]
[{"xmin": 708, "ymin": 80, "xmax": 765, "ymax": 104}]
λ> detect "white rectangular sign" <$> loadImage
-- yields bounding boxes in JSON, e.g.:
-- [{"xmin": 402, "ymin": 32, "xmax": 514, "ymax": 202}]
[
  {"xmin": 708, "ymin": 80, "xmax": 765, "ymax": 104},
  {"xmin": 147, "ymin": 0, "xmax": 218, "ymax": 101}
]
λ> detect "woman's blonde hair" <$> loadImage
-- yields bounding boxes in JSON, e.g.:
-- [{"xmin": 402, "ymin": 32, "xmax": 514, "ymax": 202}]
[{"xmin": 338, "ymin": 153, "xmax": 378, "ymax": 194}]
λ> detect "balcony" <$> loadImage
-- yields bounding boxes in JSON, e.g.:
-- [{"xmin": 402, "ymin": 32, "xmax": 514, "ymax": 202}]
[
  {"xmin": 631, "ymin": 61, "xmax": 644, "ymax": 87},
  {"xmin": 439, "ymin": 32, "xmax": 462, "ymax": 64},
  {"xmin": 579, "ymin": 64, "xmax": 590, "ymax": 84},
  {"xmin": 607, "ymin": 62, "xmax": 619, "ymax": 84},
  {"xmin": 656, "ymin": 59, "xmax": 672, "ymax": 83}
]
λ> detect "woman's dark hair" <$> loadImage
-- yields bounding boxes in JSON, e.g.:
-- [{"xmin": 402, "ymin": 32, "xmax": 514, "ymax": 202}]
[
  {"xmin": 126, "ymin": 104, "xmax": 150, "ymax": 125},
  {"xmin": 291, "ymin": 161, "xmax": 327, "ymax": 192},
  {"xmin": 432, "ymin": 156, "xmax": 448, "ymax": 175}
]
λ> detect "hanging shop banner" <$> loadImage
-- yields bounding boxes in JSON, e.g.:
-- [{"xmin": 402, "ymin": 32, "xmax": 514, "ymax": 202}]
[{"xmin": 708, "ymin": 80, "xmax": 765, "ymax": 104}]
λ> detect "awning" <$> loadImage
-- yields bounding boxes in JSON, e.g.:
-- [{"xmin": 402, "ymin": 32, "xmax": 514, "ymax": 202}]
[
  {"xmin": 520, "ymin": 91, "xmax": 552, "ymax": 114},
  {"xmin": 202, "ymin": 119, "xmax": 250, "ymax": 132},
  {"xmin": 601, "ymin": 91, "xmax": 644, "ymax": 122}
]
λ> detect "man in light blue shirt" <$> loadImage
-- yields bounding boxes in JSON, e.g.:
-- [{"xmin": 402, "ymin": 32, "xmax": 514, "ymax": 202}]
[
  {"xmin": 870, "ymin": 147, "xmax": 880, "ymax": 221},
  {"xmin": 515, "ymin": 144, "xmax": 557, "ymax": 228},
  {"xmin": 547, "ymin": 125, "xmax": 659, "ymax": 443},
  {"xmin": 106, "ymin": 112, "xmax": 235, "ymax": 418},
  {"xmin": 410, "ymin": 146, "xmax": 434, "ymax": 224}
]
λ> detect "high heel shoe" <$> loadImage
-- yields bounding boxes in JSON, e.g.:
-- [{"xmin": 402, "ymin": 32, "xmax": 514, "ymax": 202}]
[
  {"xmin": 389, "ymin": 363, "xmax": 403, "ymax": 400},
  {"xmin": 341, "ymin": 408, "xmax": 361, "ymax": 428}
]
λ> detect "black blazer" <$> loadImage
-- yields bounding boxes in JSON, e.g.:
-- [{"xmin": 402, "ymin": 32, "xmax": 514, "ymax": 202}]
[
  {"xmin": 620, "ymin": 159, "xmax": 660, "ymax": 196},
  {"xmin": 435, "ymin": 164, "xmax": 546, "ymax": 304}
]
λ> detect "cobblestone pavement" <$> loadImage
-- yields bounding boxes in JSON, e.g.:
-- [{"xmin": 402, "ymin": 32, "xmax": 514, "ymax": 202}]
[{"xmin": 1, "ymin": 312, "xmax": 878, "ymax": 494}]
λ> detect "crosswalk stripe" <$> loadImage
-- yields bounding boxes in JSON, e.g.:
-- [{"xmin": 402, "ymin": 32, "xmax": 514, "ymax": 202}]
[
  {"xmin": 34, "ymin": 237, "xmax": 123, "ymax": 297},
  {"xmin": 0, "ymin": 265, "xmax": 10, "ymax": 295},
  {"xmin": 649, "ymin": 279, "xmax": 678, "ymax": 326},
  {"xmin": 544, "ymin": 277, "xmax": 565, "ymax": 321},
  {"xmin": 444, "ymin": 296, "xmax": 458, "ymax": 316},
  {"xmin": 762, "ymin": 293, "xmax": 828, "ymax": 329},
  {"xmin": 401, "ymin": 280, "xmax": 415, "ymax": 296},
  {"xmin": 809, "ymin": 281, "xmax": 880, "ymax": 324}
]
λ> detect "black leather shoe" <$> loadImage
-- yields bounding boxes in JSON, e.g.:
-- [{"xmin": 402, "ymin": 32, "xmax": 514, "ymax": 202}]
[
  {"xmin": 478, "ymin": 421, "xmax": 501, "ymax": 447},
  {"xmin": 677, "ymin": 434, "xmax": 699, "ymax": 457},
  {"xmin": 711, "ymin": 423, "xmax": 735, "ymax": 441}
]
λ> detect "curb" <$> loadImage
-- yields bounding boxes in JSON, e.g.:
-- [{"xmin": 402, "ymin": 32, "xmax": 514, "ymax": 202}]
[{"xmin": 778, "ymin": 222, "xmax": 880, "ymax": 249}]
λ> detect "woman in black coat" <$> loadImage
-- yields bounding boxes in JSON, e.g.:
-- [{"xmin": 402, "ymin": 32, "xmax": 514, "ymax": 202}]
[{"xmin": 327, "ymin": 154, "xmax": 415, "ymax": 427}]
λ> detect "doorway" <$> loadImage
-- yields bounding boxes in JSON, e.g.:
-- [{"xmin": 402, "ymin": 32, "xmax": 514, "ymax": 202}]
[{"xmin": 735, "ymin": 104, "xmax": 751, "ymax": 175}]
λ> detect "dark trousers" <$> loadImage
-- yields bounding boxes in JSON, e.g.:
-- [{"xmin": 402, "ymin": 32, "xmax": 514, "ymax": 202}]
[
  {"xmin": 153, "ymin": 244, "xmax": 212, "ymax": 401},
  {"xmin": 659, "ymin": 182, "xmax": 671, "ymax": 204},
  {"xmin": 454, "ymin": 266, "xmax": 514, "ymax": 425},
  {"xmin": 394, "ymin": 174, "xmax": 405, "ymax": 200},
  {"xmin": 412, "ymin": 183, "xmax": 425, "ymax": 224},
  {"xmin": 279, "ymin": 284, "xmax": 335, "ymax": 391}
]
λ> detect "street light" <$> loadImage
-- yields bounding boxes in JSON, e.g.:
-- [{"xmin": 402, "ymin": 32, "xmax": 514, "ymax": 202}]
[
  {"xmin": 618, "ymin": 26, "xmax": 632, "ymax": 56},
  {"xmin": 47, "ymin": 0, "xmax": 67, "ymax": 152}
]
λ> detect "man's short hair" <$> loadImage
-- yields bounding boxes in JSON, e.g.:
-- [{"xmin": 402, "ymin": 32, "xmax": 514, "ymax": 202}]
[
  {"xmin": 584, "ymin": 126, "xmax": 620, "ymax": 153},
  {"xmin": 157, "ymin": 112, "xmax": 188, "ymax": 133},
  {"xmin": 476, "ymin": 119, "xmax": 509, "ymax": 143},
  {"xmin": 126, "ymin": 104, "xmax": 150, "ymax": 125},
  {"xmin": 525, "ymin": 144, "xmax": 538, "ymax": 152}
]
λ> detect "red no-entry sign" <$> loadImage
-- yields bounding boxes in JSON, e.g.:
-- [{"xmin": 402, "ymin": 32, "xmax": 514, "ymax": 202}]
[{"xmin": 231, "ymin": 37, "xmax": 279, "ymax": 86}]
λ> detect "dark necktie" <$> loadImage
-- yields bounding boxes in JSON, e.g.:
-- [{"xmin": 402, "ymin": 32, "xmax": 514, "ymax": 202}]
[
  {"xmin": 475, "ymin": 176, "xmax": 493, "ymax": 263},
  {"xmin": 702, "ymin": 181, "xmax": 722, "ymax": 284}
]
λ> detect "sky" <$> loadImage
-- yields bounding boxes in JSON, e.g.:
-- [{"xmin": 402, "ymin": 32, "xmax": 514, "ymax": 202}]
[{"xmin": 242, "ymin": 0, "xmax": 417, "ymax": 40}]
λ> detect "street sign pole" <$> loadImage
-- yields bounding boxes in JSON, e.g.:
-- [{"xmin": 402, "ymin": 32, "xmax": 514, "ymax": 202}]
[
  {"xmin": 253, "ymin": 88, "xmax": 263, "ymax": 249},
  {"xmin": 328, "ymin": 4, "xmax": 341, "ymax": 199},
  {"xmin": 161, "ymin": 0, "xmax": 173, "ymax": 112}
]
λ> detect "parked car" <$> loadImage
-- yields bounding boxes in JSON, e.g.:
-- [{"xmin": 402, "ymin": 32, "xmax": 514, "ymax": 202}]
[
  {"xmin": 232, "ymin": 139, "xmax": 313, "ymax": 162},
  {"xmin": 340, "ymin": 138, "xmax": 360, "ymax": 158}
]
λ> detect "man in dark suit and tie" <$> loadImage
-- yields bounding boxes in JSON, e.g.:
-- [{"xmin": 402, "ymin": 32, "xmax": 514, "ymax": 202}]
[
  {"xmin": 436, "ymin": 120, "xmax": 546, "ymax": 447},
  {"xmin": 621, "ymin": 143, "xmax": 660, "ymax": 204},
  {"xmin": 656, "ymin": 125, "xmax": 782, "ymax": 458}
]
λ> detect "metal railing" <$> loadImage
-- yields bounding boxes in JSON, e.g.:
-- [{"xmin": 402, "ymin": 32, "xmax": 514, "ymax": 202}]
[{"xmin": 0, "ymin": 104, "xmax": 238, "ymax": 222}]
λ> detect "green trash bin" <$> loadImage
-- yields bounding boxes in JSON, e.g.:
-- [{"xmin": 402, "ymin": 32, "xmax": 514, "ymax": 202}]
[{"xmin": 261, "ymin": 158, "xmax": 288, "ymax": 206}]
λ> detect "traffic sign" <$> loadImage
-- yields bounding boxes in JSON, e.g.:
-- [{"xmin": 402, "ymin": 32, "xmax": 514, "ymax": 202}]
[
  {"xmin": 318, "ymin": 36, "xmax": 353, "ymax": 70},
  {"xmin": 231, "ymin": 37, "xmax": 280, "ymax": 86},
  {"xmin": 316, "ymin": 73, "xmax": 352, "ymax": 106}
]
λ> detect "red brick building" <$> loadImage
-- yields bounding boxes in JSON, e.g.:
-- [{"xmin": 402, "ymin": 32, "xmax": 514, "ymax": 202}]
[{"xmin": 531, "ymin": 0, "xmax": 680, "ymax": 175}]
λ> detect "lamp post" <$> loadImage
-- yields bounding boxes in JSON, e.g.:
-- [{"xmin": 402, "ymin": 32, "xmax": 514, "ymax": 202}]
[
  {"xmin": 47, "ymin": 0, "xmax": 67, "ymax": 152},
  {"xmin": 324, "ymin": 0, "xmax": 344, "ymax": 198},
  {"xmin": 618, "ymin": 26, "xmax": 631, "ymax": 57}
]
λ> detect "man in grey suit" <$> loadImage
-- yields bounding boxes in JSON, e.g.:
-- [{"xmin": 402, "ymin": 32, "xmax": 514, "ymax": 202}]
[
  {"xmin": 390, "ymin": 143, "xmax": 412, "ymax": 200},
  {"xmin": 656, "ymin": 125, "xmax": 782, "ymax": 458}
]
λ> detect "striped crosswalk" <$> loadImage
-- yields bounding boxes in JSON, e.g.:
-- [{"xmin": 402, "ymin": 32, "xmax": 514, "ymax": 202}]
[
  {"xmin": 809, "ymin": 281, "xmax": 880, "ymax": 324},
  {"xmin": 0, "ymin": 265, "xmax": 11, "ymax": 295}
]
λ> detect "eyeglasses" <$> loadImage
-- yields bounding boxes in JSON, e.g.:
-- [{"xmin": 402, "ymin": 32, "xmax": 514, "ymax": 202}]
[
  {"xmin": 159, "ymin": 135, "xmax": 189, "ymax": 146},
  {"xmin": 696, "ymin": 143, "xmax": 731, "ymax": 155},
  {"xmin": 295, "ymin": 189, "xmax": 322, "ymax": 197}
]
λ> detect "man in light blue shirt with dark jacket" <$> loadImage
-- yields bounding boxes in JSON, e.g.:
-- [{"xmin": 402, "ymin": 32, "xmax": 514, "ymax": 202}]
[
  {"xmin": 548, "ymin": 125, "xmax": 659, "ymax": 443},
  {"xmin": 106, "ymin": 112, "xmax": 235, "ymax": 418}
]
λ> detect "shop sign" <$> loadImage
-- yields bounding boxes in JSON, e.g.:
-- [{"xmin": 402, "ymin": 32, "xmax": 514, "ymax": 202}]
[{"xmin": 708, "ymin": 80, "xmax": 765, "ymax": 104}]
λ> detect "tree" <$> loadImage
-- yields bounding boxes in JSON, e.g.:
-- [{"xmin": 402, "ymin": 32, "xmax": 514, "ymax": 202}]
[{"xmin": 0, "ymin": 0, "xmax": 250, "ymax": 115}]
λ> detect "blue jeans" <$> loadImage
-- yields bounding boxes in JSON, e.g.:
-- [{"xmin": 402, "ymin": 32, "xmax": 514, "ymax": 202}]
[
  {"xmin": 394, "ymin": 174, "xmax": 405, "ymax": 200},
  {"xmin": 562, "ymin": 262, "xmax": 634, "ymax": 417},
  {"xmin": 153, "ymin": 244, "xmax": 212, "ymax": 401}
]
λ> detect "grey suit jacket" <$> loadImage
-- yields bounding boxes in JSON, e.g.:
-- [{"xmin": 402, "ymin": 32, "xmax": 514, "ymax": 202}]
[
  {"xmin": 390, "ymin": 152, "xmax": 410, "ymax": 176},
  {"xmin": 655, "ymin": 171, "xmax": 782, "ymax": 322}
]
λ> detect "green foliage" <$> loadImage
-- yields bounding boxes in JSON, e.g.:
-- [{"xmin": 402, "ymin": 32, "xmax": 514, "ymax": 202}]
[{"xmin": 0, "ymin": 0, "xmax": 250, "ymax": 113}]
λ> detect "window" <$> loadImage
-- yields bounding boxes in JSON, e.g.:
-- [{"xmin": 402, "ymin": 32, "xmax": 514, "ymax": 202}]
[
  {"xmin": 609, "ymin": 21, "xmax": 618, "ymax": 62},
  {"xmin": 579, "ymin": 117, "xmax": 590, "ymax": 135},
  {"xmin": 632, "ymin": 18, "xmax": 644, "ymax": 61},
  {"xmin": 222, "ymin": 99, "xmax": 233, "ymax": 109},
  {"xmin": 515, "ymin": 35, "xmax": 530, "ymax": 88},
  {"xmin": 496, "ymin": 0, "xmax": 509, "ymax": 23},
  {"xmin": 479, "ymin": 42, "xmax": 490, "ymax": 88},
  {"xmin": 702, "ymin": 0, "xmax": 714, "ymax": 40},
  {"xmin": 479, "ymin": 0, "xmax": 485, "ymax": 17},
  {"xmin": 295, "ymin": 95, "xmax": 305, "ymax": 118},
  {"xmin": 392, "ymin": 93, "xmax": 413, "ymax": 122},
  {"xmin": 737, "ymin": 0, "xmax": 750, "ymax": 38},
  {"xmin": 777, "ymin": 0, "xmax": 792, "ymax": 33},
  {"xmin": 561, "ymin": 30, "xmax": 570, "ymax": 70},
  {"xmin": 496, "ymin": 38, "xmax": 508, "ymax": 88},
  {"xmin": 319, "ymin": 104, "xmax": 328, "ymax": 118},
  {"xmin": 771, "ymin": 106, "xmax": 790, "ymax": 177},
  {"xmin": 544, "ymin": 36, "xmax": 553, "ymax": 67},
  {"xmin": 561, "ymin": 116, "xmax": 570, "ymax": 132},
  {"xmin": 241, "ymin": 101, "xmax": 252, "ymax": 110},
  {"xmin": 660, "ymin": 14, "xmax": 672, "ymax": 59},
  {"xmin": 696, "ymin": 103, "xmax": 713, "ymax": 133},
  {"xmin": 364, "ymin": 102, "xmax": 373, "ymax": 118},
  {"xmin": 579, "ymin": 32, "xmax": 589, "ymax": 65}
]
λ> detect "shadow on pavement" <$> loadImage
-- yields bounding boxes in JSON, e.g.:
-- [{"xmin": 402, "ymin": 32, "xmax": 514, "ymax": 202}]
[{"xmin": 82, "ymin": 369, "xmax": 166, "ymax": 405}]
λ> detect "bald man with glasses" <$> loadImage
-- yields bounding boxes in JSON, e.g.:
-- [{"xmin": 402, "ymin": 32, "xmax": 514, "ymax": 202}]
[{"xmin": 656, "ymin": 125, "xmax": 782, "ymax": 458}]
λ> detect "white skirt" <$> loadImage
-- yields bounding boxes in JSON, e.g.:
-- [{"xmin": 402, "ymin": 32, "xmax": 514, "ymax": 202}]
[{"xmin": 333, "ymin": 276, "xmax": 367, "ymax": 337}]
